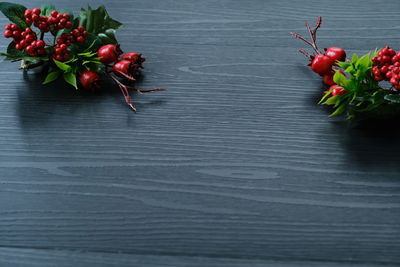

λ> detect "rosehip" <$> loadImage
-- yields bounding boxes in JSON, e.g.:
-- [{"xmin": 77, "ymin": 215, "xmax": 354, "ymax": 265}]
[
  {"xmin": 112, "ymin": 60, "xmax": 132, "ymax": 77},
  {"xmin": 79, "ymin": 70, "xmax": 100, "ymax": 90},
  {"xmin": 98, "ymin": 44, "xmax": 122, "ymax": 64},
  {"xmin": 330, "ymin": 85, "xmax": 348, "ymax": 96},
  {"xmin": 120, "ymin": 52, "xmax": 145, "ymax": 64},
  {"xmin": 311, "ymin": 54, "xmax": 334, "ymax": 75},
  {"xmin": 324, "ymin": 47, "xmax": 346, "ymax": 62}
]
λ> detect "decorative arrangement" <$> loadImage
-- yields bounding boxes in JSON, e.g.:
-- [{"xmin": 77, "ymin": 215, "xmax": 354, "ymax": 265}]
[
  {"xmin": 0, "ymin": 2, "xmax": 164, "ymax": 111},
  {"xmin": 291, "ymin": 17, "xmax": 400, "ymax": 121}
]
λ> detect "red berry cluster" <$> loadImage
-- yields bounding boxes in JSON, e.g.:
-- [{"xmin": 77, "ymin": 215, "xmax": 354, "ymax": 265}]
[
  {"xmin": 371, "ymin": 46, "xmax": 400, "ymax": 89},
  {"xmin": 53, "ymin": 26, "xmax": 88, "ymax": 61},
  {"xmin": 3, "ymin": 25, "xmax": 45, "ymax": 56},
  {"xmin": 24, "ymin": 8, "xmax": 72, "ymax": 32},
  {"xmin": 3, "ymin": 23, "xmax": 22, "ymax": 43}
]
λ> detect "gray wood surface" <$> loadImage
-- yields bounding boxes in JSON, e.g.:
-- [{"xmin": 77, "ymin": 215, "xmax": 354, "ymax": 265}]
[{"xmin": 0, "ymin": 0, "xmax": 400, "ymax": 266}]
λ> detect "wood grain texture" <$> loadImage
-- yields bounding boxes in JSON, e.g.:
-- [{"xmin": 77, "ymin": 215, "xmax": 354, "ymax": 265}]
[{"xmin": 0, "ymin": 0, "xmax": 400, "ymax": 266}]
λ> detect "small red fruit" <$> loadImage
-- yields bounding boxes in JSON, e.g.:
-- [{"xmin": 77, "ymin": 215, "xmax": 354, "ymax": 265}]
[
  {"xmin": 330, "ymin": 85, "xmax": 348, "ymax": 96},
  {"xmin": 97, "ymin": 44, "xmax": 122, "ymax": 64},
  {"xmin": 79, "ymin": 70, "xmax": 100, "ymax": 90},
  {"xmin": 112, "ymin": 60, "xmax": 131, "ymax": 77},
  {"xmin": 311, "ymin": 54, "xmax": 334, "ymax": 75},
  {"xmin": 325, "ymin": 47, "xmax": 346, "ymax": 62},
  {"xmin": 323, "ymin": 69, "xmax": 345, "ymax": 86},
  {"xmin": 121, "ymin": 52, "xmax": 144, "ymax": 63}
]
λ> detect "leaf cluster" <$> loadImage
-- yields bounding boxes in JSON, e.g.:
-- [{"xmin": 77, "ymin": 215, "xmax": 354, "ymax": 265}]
[{"xmin": 319, "ymin": 50, "xmax": 400, "ymax": 120}]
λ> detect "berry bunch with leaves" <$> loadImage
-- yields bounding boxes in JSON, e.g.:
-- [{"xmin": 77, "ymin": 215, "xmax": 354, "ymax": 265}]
[
  {"xmin": 0, "ymin": 2, "xmax": 164, "ymax": 112},
  {"xmin": 291, "ymin": 17, "xmax": 400, "ymax": 121}
]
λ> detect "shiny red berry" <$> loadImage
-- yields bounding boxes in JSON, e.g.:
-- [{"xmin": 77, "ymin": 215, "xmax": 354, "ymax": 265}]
[
  {"xmin": 330, "ymin": 85, "xmax": 348, "ymax": 96},
  {"xmin": 325, "ymin": 47, "xmax": 346, "ymax": 62},
  {"xmin": 311, "ymin": 54, "xmax": 334, "ymax": 75},
  {"xmin": 79, "ymin": 70, "xmax": 100, "ymax": 89},
  {"xmin": 112, "ymin": 60, "xmax": 132, "ymax": 77},
  {"xmin": 98, "ymin": 44, "xmax": 121, "ymax": 64}
]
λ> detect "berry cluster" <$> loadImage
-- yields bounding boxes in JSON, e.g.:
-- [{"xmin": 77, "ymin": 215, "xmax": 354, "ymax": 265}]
[
  {"xmin": 24, "ymin": 8, "xmax": 72, "ymax": 32},
  {"xmin": 371, "ymin": 46, "xmax": 400, "ymax": 89},
  {"xmin": 3, "ymin": 25, "xmax": 44, "ymax": 56},
  {"xmin": 53, "ymin": 26, "xmax": 88, "ymax": 61},
  {"xmin": 3, "ymin": 23, "xmax": 22, "ymax": 43}
]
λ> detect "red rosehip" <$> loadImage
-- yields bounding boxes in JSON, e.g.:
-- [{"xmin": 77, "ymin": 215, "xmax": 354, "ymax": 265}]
[
  {"xmin": 79, "ymin": 70, "xmax": 100, "ymax": 90},
  {"xmin": 98, "ymin": 44, "xmax": 122, "ymax": 64},
  {"xmin": 330, "ymin": 85, "xmax": 348, "ymax": 96},
  {"xmin": 120, "ymin": 52, "xmax": 144, "ymax": 63},
  {"xmin": 112, "ymin": 60, "xmax": 132, "ymax": 77},
  {"xmin": 324, "ymin": 47, "xmax": 346, "ymax": 62},
  {"xmin": 311, "ymin": 54, "xmax": 334, "ymax": 75}
]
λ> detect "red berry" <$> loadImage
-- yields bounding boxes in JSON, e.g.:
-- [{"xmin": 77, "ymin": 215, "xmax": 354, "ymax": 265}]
[
  {"xmin": 330, "ymin": 85, "xmax": 348, "ymax": 96},
  {"xmin": 15, "ymin": 44, "xmax": 22, "ymax": 50},
  {"xmin": 98, "ymin": 44, "xmax": 122, "ymax": 64},
  {"xmin": 11, "ymin": 24, "xmax": 19, "ymax": 31},
  {"xmin": 12, "ymin": 31, "xmax": 20, "ymax": 38},
  {"xmin": 311, "ymin": 54, "xmax": 334, "ymax": 75},
  {"xmin": 76, "ymin": 36, "xmax": 85, "ymax": 43},
  {"xmin": 63, "ymin": 14, "xmax": 70, "ymax": 20},
  {"xmin": 77, "ymin": 26, "xmax": 85, "ymax": 32},
  {"xmin": 26, "ymin": 45, "xmax": 34, "ymax": 53},
  {"xmin": 32, "ymin": 8, "xmax": 41, "ymax": 15},
  {"xmin": 325, "ymin": 47, "xmax": 346, "ymax": 62},
  {"xmin": 5, "ymin": 24, "xmax": 12, "ymax": 30},
  {"xmin": 79, "ymin": 70, "xmax": 100, "ymax": 90},
  {"xmin": 36, "ymin": 40, "xmax": 45, "ymax": 48},
  {"xmin": 51, "ymin": 10, "xmax": 58, "ymax": 17},
  {"xmin": 65, "ymin": 21, "xmax": 72, "ymax": 29},
  {"xmin": 4, "ymin": 30, "xmax": 12, "ymax": 38}
]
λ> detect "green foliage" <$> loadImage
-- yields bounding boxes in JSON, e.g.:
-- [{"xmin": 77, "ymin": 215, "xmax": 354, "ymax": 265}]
[
  {"xmin": 0, "ymin": 2, "xmax": 29, "ymax": 29},
  {"xmin": 77, "ymin": 5, "xmax": 122, "ymax": 46},
  {"xmin": 46, "ymin": 43, "xmax": 102, "ymax": 89},
  {"xmin": 318, "ymin": 50, "xmax": 400, "ymax": 120}
]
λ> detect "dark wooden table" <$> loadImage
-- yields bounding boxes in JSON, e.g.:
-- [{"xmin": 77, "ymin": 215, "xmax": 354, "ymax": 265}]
[{"xmin": 1, "ymin": 0, "xmax": 400, "ymax": 266}]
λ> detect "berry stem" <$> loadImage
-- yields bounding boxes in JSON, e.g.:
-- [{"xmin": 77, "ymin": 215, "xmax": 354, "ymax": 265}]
[
  {"xmin": 107, "ymin": 72, "xmax": 136, "ymax": 112},
  {"xmin": 290, "ymin": 16, "xmax": 323, "ymax": 55}
]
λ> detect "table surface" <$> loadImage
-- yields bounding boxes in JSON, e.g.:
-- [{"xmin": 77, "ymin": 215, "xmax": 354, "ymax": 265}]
[{"xmin": 1, "ymin": 0, "xmax": 400, "ymax": 266}]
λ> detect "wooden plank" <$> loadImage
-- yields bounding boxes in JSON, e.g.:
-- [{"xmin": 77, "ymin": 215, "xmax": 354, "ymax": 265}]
[{"xmin": 0, "ymin": 0, "xmax": 399, "ymax": 265}]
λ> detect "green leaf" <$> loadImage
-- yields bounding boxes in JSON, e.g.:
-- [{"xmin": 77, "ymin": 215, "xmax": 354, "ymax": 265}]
[
  {"xmin": 329, "ymin": 103, "xmax": 346, "ymax": 117},
  {"xmin": 323, "ymin": 95, "xmax": 339, "ymax": 105},
  {"xmin": 333, "ymin": 70, "xmax": 348, "ymax": 86},
  {"xmin": 63, "ymin": 72, "xmax": 77, "ymax": 89},
  {"xmin": 0, "ymin": 2, "xmax": 29, "ymax": 29},
  {"xmin": 384, "ymin": 94, "xmax": 400, "ymax": 103},
  {"xmin": 43, "ymin": 71, "xmax": 61, "ymax": 84},
  {"xmin": 40, "ymin": 3, "xmax": 56, "ymax": 16},
  {"xmin": 337, "ymin": 61, "xmax": 351, "ymax": 69},
  {"xmin": 53, "ymin": 59, "xmax": 71, "ymax": 71},
  {"xmin": 78, "ymin": 5, "xmax": 122, "ymax": 46},
  {"xmin": 351, "ymin": 53, "xmax": 359, "ymax": 63}
]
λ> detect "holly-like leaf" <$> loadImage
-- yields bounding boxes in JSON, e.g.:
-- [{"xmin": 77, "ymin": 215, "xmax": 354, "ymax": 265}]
[
  {"xmin": 40, "ymin": 3, "xmax": 56, "ymax": 16},
  {"xmin": 43, "ymin": 71, "xmax": 61, "ymax": 84},
  {"xmin": 0, "ymin": 2, "xmax": 29, "ymax": 29},
  {"xmin": 63, "ymin": 72, "xmax": 77, "ymax": 89},
  {"xmin": 77, "ymin": 5, "xmax": 122, "ymax": 45},
  {"xmin": 384, "ymin": 94, "xmax": 400, "ymax": 103}
]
